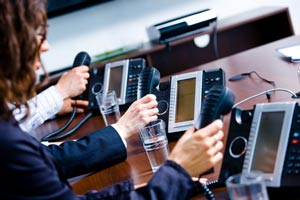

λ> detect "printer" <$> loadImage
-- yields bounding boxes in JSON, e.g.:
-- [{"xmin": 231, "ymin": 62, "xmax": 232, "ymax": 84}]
[{"xmin": 147, "ymin": 9, "xmax": 217, "ymax": 44}]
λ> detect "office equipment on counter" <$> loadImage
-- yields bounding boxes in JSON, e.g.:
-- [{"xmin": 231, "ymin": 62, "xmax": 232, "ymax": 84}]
[
  {"xmin": 220, "ymin": 101, "xmax": 300, "ymax": 188},
  {"xmin": 147, "ymin": 9, "xmax": 217, "ymax": 44},
  {"xmin": 81, "ymin": 58, "xmax": 146, "ymax": 110},
  {"xmin": 168, "ymin": 68, "xmax": 225, "ymax": 135},
  {"xmin": 137, "ymin": 67, "xmax": 225, "ymax": 137},
  {"xmin": 102, "ymin": 58, "xmax": 146, "ymax": 106}
]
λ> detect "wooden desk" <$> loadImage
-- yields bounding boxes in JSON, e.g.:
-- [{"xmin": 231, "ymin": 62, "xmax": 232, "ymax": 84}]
[{"xmin": 35, "ymin": 35, "xmax": 300, "ymax": 199}]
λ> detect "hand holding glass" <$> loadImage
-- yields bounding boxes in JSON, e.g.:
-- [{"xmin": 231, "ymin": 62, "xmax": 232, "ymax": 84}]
[
  {"xmin": 138, "ymin": 119, "xmax": 170, "ymax": 172},
  {"xmin": 96, "ymin": 90, "xmax": 121, "ymax": 126}
]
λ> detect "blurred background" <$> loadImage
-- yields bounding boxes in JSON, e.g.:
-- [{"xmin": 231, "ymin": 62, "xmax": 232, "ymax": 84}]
[{"xmin": 42, "ymin": 0, "xmax": 300, "ymax": 74}]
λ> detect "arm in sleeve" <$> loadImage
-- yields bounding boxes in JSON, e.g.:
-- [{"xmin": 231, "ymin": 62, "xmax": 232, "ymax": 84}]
[
  {"xmin": 45, "ymin": 126, "xmax": 127, "ymax": 178},
  {"xmin": 0, "ymin": 121, "xmax": 79, "ymax": 200},
  {"xmin": 131, "ymin": 160, "xmax": 197, "ymax": 199},
  {"xmin": 0, "ymin": 121, "xmax": 202, "ymax": 200},
  {"xmin": 83, "ymin": 160, "xmax": 199, "ymax": 200},
  {"xmin": 14, "ymin": 86, "xmax": 63, "ymax": 133}
]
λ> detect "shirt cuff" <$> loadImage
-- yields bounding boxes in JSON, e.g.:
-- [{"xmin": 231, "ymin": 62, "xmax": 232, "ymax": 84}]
[
  {"xmin": 37, "ymin": 86, "xmax": 64, "ymax": 120},
  {"xmin": 111, "ymin": 124, "xmax": 127, "ymax": 148},
  {"xmin": 17, "ymin": 86, "xmax": 64, "ymax": 133}
]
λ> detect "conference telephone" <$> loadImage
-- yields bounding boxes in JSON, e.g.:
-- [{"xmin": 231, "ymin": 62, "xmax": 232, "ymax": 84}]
[
  {"xmin": 80, "ymin": 58, "xmax": 146, "ymax": 110},
  {"xmin": 168, "ymin": 68, "xmax": 225, "ymax": 135},
  {"xmin": 219, "ymin": 101, "xmax": 300, "ymax": 188},
  {"xmin": 42, "ymin": 57, "xmax": 145, "ymax": 142},
  {"xmin": 102, "ymin": 58, "xmax": 146, "ymax": 106},
  {"xmin": 137, "ymin": 67, "xmax": 225, "ymax": 137}
]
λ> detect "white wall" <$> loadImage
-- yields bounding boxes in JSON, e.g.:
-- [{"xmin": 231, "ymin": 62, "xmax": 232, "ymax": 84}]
[{"xmin": 42, "ymin": 0, "xmax": 300, "ymax": 74}]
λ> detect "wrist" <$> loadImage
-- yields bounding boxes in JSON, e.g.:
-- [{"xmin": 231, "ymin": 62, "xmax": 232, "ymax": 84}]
[
  {"xmin": 112, "ymin": 122, "xmax": 131, "ymax": 140},
  {"xmin": 54, "ymin": 84, "xmax": 68, "ymax": 100}
]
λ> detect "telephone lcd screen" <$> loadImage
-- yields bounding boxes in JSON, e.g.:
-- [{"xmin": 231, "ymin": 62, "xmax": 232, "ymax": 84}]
[
  {"xmin": 108, "ymin": 66, "xmax": 123, "ymax": 98},
  {"xmin": 250, "ymin": 111, "xmax": 284, "ymax": 173},
  {"xmin": 175, "ymin": 78, "xmax": 196, "ymax": 123}
]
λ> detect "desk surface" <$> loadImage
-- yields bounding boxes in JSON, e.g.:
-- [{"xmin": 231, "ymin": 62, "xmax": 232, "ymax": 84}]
[{"xmin": 35, "ymin": 34, "xmax": 300, "ymax": 199}]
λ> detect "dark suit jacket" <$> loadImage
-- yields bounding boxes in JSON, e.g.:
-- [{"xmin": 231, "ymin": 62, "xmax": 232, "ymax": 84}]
[
  {"xmin": 44, "ymin": 125, "xmax": 127, "ymax": 178},
  {"xmin": 0, "ymin": 119, "xmax": 200, "ymax": 199}
]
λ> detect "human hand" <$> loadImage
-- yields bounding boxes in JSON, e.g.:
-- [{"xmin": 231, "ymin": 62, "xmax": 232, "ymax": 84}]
[
  {"xmin": 169, "ymin": 120, "xmax": 224, "ymax": 177},
  {"xmin": 57, "ymin": 98, "xmax": 89, "ymax": 116},
  {"xmin": 113, "ymin": 94, "xmax": 159, "ymax": 140},
  {"xmin": 55, "ymin": 66, "xmax": 90, "ymax": 99}
]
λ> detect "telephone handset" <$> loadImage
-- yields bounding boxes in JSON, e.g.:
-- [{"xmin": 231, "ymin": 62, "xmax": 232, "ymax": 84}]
[
  {"xmin": 137, "ymin": 67, "xmax": 161, "ymax": 98},
  {"xmin": 195, "ymin": 85, "xmax": 236, "ymax": 129},
  {"xmin": 42, "ymin": 52, "xmax": 92, "ymax": 142},
  {"xmin": 72, "ymin": 51, "xmax": 91, "ymax": 68},
  {"xmin": 137, "ymin": 67, "xmax": 171, "ymax": 127},
  {"xmin": 194, "ymin": 85, "xmax": 235, "ymax": 200},
  {"xmin": 196, "ymin": 85, "xmax": 235, "ymax": 174}
]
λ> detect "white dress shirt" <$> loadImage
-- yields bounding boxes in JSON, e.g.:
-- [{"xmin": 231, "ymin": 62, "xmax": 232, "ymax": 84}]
[
  {"xmin": 12, "ymin": 86, "xmax": 127, "ymax": 146},
  {"xmin": 13, "ymin": 86, "xmax": 63, "ymax": 133}
]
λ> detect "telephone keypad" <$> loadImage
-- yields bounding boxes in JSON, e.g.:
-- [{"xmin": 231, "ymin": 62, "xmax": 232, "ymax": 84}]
[
  {"xmin": 202, "ymin": 69, "xmax": 224, "ymax": 96},
  {"xmin": 126, "ymin": 58, "xmax": 145, "ymax": 100},
  {"xmin": 285, "ymin": 111, "xmax": 300, "ymax": 176},
  {"xmin": 286, "ymin": 146, "xmax": 300, "ymax": 175}
]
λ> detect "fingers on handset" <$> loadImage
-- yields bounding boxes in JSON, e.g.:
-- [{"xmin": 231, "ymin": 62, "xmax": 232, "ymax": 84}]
[
  {"xmin": 81, "ymin": 66, "xmax": 90, "ymax": 79},
  {"xmin": 209, "ymin": 119, "xmax": 223, "ymax": 131},
  {"xmin": 140, "ymin": 94, "xmax": 157, "ymax": 103},
  {"xmin": 197, "ymin": 119, "xmax": 223, "ymax": 138},
  {"xmin": 82, "ymin": 72, "xmax": 90, "ymax": 80},
  {"xmin": 214, "ymin": 130, "xmax": 224, "ymax": 142},
  {"xmin": 206, "ymin": 133, "xmax": 224, "ymax": 164},
  {"xmin": 73, "ymin": 65, "xmax": 89, "ymax": 71},
  {"xmin": 210, "ymin": 137, "xmax": 224, "ymax": 153},
  {"xmin": 147, "ymin": 99, "xmax": 158, "ymax": 110},
  {"xmin": 211, "ymin": 152, "xmax": 223, "ymax": 165},
  {"xmin": 72, "ymin": 66, "xmax": 90, "ymax": 78},
  {"xmin": 135, "ymin": 95, "xmax": 158, "ymax": 111}
]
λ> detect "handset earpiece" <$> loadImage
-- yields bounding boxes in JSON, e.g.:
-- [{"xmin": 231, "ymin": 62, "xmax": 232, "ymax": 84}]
[
  {"xmin": 137, "ymin": 67, "xmax": 161, "ymax": 99},
  {"xmin": 195, "ymin": 85, "xmax": 235, "ymax": 130},
  {"xmin": 72, "ymin": 51, "xmax": 91, "ymax": 68}
]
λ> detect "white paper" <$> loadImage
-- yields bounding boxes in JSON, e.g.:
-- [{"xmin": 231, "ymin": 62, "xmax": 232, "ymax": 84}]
[{"xmin": 276, "ymin": 44, "xmax": 300, "ymax": 62}]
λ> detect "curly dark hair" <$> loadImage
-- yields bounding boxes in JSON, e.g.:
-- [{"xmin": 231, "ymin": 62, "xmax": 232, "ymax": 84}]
[{"xmin": 0, "ymin": 0, "xmax": 47, "ymax": 120}]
